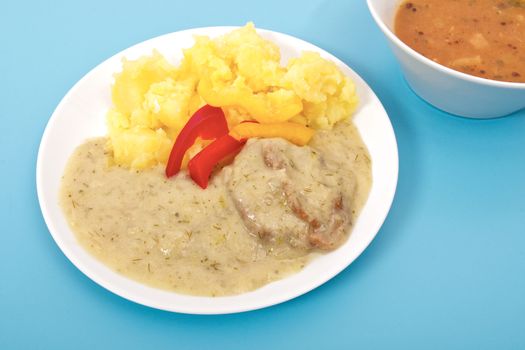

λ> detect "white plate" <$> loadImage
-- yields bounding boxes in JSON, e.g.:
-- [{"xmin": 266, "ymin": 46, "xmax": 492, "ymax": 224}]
[{"xmin": 36, "ymin": 27, "xmax": 398, "ymax": 314}]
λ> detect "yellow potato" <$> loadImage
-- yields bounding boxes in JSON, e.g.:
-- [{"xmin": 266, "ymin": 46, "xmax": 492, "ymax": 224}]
[
  {"xmin": 112, "ymin": 51, "xmax": 177, "ymax": 116},
  {"xmin": 106, "ymin": 23, "xmax": 359, "ymax": 170},
  {"xmin": 283, "ymin": 52, "xmax": 358, "ymax": 129},
  {"xmin": 109, "ymin": 127, "xmax": 172, "ymax": 169},
  {"xmin": 143, "ymin": 78, "xmax": 196, "ymax": 131}
]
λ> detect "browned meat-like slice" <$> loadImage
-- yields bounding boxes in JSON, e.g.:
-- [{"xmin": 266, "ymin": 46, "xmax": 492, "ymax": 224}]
[
  {"xmin": 262, "ymin": 143, "xmax": 287, "ymax": 170},
  {"xmin": 282, "ymin": 182, "xmax": 350, "ymax": 250},
  {"xmin": 223, "ymin": 138, "xmax": 356, "ymax": 250}
]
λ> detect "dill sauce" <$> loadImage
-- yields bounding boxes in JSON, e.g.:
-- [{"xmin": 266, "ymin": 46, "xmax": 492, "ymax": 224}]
[{"xmin": 59, "ymin": 122, "xmax": 371, "ymax": 296}]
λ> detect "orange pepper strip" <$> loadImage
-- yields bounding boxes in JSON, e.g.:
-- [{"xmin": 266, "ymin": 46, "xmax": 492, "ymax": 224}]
[{"xmin": 229, "ymin": 122, "xmax": 315, "ymax": 146}]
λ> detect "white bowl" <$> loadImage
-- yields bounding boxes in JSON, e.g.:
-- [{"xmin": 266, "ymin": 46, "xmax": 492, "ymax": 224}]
[
  {"xmin": 36, "ymin": 27, "xmax": 398, "ymax": 314},
  {"xmin": 367, "ymin": 0, "xmax": 525, "ymax": 118}
]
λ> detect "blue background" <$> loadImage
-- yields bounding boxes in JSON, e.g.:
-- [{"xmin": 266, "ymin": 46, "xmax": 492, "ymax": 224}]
[{"xmin": 2, "ymin": 0, "xmax": 525, "ymax": 349}]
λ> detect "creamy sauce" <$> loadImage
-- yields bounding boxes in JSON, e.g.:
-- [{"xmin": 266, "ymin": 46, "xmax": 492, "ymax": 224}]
[
  {"xmin": 60, "ymin": 121, "xmax": 371, "ymax": 296},
  {"xmin": 395, "ymin": 0, "xmax": 525, "ymax": 83}
]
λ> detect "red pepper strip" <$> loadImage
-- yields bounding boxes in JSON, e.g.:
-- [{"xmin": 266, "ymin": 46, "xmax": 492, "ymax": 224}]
[
  {"xmin": 165, "ymin": 105, "xmax": 229, "ymax": 178},
  {"xmin": 188, "ymin": 134, "xmax": 246, "ymax": 189}
]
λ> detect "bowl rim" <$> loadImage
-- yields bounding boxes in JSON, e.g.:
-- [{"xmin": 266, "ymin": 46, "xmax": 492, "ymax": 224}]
[{"xmin": 366, "ymin": 0, "xmax": 525, "ymax": 90}]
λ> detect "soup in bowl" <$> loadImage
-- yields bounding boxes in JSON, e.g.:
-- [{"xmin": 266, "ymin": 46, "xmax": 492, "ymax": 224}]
[{"xmin": 367, "ymin": 0, "xmax": 525, "ymax": 118}]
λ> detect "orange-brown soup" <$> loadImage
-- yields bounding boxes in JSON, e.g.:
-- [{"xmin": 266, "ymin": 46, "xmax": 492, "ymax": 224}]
[{"xmin": 395, "ymin": 0, "xmax": 525, "ymax": 83}]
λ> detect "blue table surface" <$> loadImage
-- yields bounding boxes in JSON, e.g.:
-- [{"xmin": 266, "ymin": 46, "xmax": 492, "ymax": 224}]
[{"xmin": 2, "ymin": 0, "xmax": 525, "ymax": 349}]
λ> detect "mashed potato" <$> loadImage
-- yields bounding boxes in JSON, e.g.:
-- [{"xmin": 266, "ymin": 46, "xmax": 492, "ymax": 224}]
[{"xmin": 108, "ymin": 23, "xmax": 358, "ymax": 169}]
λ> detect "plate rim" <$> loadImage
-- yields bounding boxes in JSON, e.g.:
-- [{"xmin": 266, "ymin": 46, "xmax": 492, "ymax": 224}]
[{"xmin": 36, "ymin": 26, "xmax": 399, "ymax": 314}]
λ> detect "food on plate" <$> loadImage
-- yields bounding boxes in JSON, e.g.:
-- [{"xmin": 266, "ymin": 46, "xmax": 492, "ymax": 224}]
[
  {"xmin": 59, "ymin": 24, "xmax": 371, "ymax": 296},
  {"xmin": 395, "ymin": 0, "xmax": 525, "ymax": 83}
]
